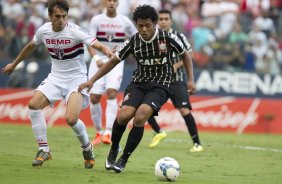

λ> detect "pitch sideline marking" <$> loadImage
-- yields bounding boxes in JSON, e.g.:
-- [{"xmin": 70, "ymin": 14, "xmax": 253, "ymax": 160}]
[{"xmin": 165, "ymin": 138, "xmax": 282, "ymax": 153}]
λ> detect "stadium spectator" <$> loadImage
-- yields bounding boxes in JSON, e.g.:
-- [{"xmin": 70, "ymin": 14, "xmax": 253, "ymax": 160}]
[
  {"xmin": 248, "ymin": 24, "xmax": 268, "ymax": 74},
  {"xmin": 214, "ymin": 0, "xmax": 239, "ymax": 40},
  {"xmin": 242, "ymin": 42, "xmax": 256, "ymax": 72},
  {"xmin": 264, "ymin": 35, "xmax": 282, "ymax": 75},
  {"xmin": 253, "ymin": 10, "xmax": 276, "ymax": 38},
  {"xmin": 87, "ymin": 0, "xmax": 137, "ymax": 145},
  {"xmin": 228, "ymin": 23, "xmax": 248, "ymax": 44},
  {"xmin": 2, "ymin": 0, "xmax": 114, "ymax": 169},
  {"xmin": 78, "ymin": 5, "xmax": 196, "ymax": 173},
  {"xmin": 191, "ymin": 20, "xmax": 215, "ymax": 68}
]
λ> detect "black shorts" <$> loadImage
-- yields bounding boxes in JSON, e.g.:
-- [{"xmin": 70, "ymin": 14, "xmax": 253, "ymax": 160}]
[
  {"xmin": 169, "ymin": 81, "xmax": 192, "ymax": 109},
  {"xmin": 122, "ymin": 82, "xmax": 169, "ymax": 115}
]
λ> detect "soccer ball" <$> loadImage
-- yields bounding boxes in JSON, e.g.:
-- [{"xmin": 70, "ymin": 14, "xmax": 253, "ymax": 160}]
[{"xmin": 154, "ymin": 157, "xmax": 180, "ymax": 181}]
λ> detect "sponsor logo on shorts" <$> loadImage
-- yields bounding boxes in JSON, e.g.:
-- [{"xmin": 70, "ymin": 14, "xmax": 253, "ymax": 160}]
[{"xmin": 124, "ymin": 93, "xmax": 130, "ymax": 102}]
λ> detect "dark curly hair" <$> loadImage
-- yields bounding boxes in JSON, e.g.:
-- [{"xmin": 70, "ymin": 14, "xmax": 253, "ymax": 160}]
[
  {"xmin": 132, "ymin": 4, "xmax": 158, "ymax": 23},
  {"xmin": 48, "ymin": 0, "xmax": 69, "ymax": 15}
]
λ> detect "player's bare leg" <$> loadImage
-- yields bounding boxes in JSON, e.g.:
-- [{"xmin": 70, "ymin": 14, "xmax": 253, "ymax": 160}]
[{"xmin": 67, "ymin": 92, "xmax": 95, "ymax": 168}]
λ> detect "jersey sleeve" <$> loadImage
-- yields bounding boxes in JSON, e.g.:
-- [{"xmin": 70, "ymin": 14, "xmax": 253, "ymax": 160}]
[
  {"xmin": 168, "ymin": 32, "xmax": 185, "ymax": 55},
  {"xmin": 115, "ymin": 37, "xmax": 134, "ymax": 61},
  {"xmin": 74, "ymin": 24, "xmax": 97, "ymax": 47},
  {"xmin": 33, "ymin": 26, "xmax": 44, "ymax": 45},
  {"xmin": 179, "ymin": 32, "xmax": 192, "ymax": 52},
  {"xmin": 89, "ymin": 16, "xmax": 98, "ymax": 37},
  {"xmin": 124, "ymin": 17, "xmax": 137, "ymax": 37}
]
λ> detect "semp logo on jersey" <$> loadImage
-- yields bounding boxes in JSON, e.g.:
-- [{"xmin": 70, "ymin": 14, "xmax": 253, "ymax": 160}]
[{"xmin": 46, "ymin": 39, "xmax": 71, "ymax": 45}]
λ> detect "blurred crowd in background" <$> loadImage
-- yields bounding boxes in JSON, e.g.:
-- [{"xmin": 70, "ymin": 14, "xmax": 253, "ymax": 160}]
[{"xmin": 0, "ymin": 0, "xmax": 282, "ymax": 80}]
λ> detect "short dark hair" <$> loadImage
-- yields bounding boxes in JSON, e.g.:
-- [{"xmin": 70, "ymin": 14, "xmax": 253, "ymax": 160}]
[
  {"xmin": 132, "ymin": 5, "xmax": 158, "ymax": 23},
  {"xmin": 48, "ymin": 0, "xmax": 69, "ymax": 15},
  {"xmin": 159, "ymin": 9, "xmax": 172, "ymax": 19}
]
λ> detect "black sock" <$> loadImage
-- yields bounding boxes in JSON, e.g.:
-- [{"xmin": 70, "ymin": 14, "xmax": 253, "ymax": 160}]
[
  {"xmin": 147, "ymin": 116, "xmax": 161, "ymax": 133},
  {"xmin": 183, "ymin": 113, "xmax": 201, "ymax": 145},
  {"xmin": 121, "ymin": 126, "xmax": 144, "ymax": 162},
  {"xmin": 111, "ymin": 119, "xmax": 126, "ymax": 151}
]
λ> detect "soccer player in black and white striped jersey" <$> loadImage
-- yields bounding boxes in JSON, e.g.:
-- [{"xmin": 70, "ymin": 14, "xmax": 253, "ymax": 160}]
[
  {"xmin": 78, "ymin": 5, "xmax": 196, "ymax": 173},
  {"xmin": 147, "ymin": 9, "xmax": 203, "ymax": 152}
]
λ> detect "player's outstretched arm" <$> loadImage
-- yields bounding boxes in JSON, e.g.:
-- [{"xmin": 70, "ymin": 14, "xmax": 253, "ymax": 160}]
[
  {"xmin": 182, "ymin": 51, "xmax": 196, "ymax": 95},
  {"xmin": 78, "ymin": 55, "xmax": 121, "ymax": 92},
  {"xmin": 91, "ymin": 40, "xmax": 114, "ymax": 58},
  {"xmin": 2, "ymin": 41, "xmax": 37, "ymax": 75}
]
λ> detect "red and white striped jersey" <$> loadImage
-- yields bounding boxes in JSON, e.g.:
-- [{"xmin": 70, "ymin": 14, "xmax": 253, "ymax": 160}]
[
  {"xmin": 89, "ymin": 13, "xmax": 137, "ymax": 60},
  {"xmin": 33, "ymin": 22, "xmax": 97, "ymax": 81}
]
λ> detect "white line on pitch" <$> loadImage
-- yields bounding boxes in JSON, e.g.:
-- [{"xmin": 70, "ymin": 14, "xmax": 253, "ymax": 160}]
[{"xmin": 164, "ymin": 138, "xmax": 282, "ymax": 153}]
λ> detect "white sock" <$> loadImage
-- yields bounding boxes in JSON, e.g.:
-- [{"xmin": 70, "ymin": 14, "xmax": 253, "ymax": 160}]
[
  {"xmin": 105, "ymin": 99, "xmax": 118, "ymax": 135},
  {"xmin": 29, "ymin": 109, "xmax": 49, "ymax": 152},
  {"xmin": 71, "ymin": 119, "xmax": 91, "ymax": 151},
  {"xmin": 90, "ymin": 103, "xmax": 103, "ymax": 132}
]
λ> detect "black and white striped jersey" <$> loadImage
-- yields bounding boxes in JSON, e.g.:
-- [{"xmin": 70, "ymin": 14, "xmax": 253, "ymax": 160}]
[
  {"xmin": 169, "ymin": 29, "xmax": 192, "ymax": 82},
  {"xmin": 116, "ymin": 28, "xmax": 185, "ymax": 87}
]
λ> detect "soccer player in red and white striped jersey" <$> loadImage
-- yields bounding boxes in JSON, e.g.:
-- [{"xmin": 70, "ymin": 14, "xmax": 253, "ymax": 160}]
[
  {"xmin": 87, "ymin": 0, "xmax": 137, "ymax": 145},
  {"xmin": 2, "ymin": 0, "xmax": 113, "ymax": 169}
]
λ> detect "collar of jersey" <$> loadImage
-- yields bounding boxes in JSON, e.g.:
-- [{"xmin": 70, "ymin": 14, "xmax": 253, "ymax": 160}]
[{"xmin": 139, "ymin": 28, "xmax": 158, "ymax": 43}]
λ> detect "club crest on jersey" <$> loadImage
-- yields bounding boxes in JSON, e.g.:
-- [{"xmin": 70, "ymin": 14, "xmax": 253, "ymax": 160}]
[
  {"xmin": 158, "ymin": 40, "xmax": 167, "ymax": 53},
  {"xmin": 107, "ymin": 32, "xmax": 115, "ymax": 42},
  {"xmin": 53, "ymin": 47, "xmax": 64, "ymax": 60}
]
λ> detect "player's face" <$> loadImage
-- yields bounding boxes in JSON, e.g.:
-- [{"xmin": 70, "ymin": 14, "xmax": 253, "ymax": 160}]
[
  {"xmin": 136, "ymin": 19, "xmax": 156, "ymax": 41},
  {"xmin": 49, "ymin": 6, "xmax": 67, "ymax": 32},
  {"xmin": 158, "ymin": 13, "xmax": 172, "ymax": 32},
  {"xmin": 105, "ymin": 0, "xmax": 118, "ymax": 14}
]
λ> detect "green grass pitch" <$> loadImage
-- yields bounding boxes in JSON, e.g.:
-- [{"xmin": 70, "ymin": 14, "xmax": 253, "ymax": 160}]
[{"xmin": 0, "ymin": 123, "xmax": 281, "ymax": 184}]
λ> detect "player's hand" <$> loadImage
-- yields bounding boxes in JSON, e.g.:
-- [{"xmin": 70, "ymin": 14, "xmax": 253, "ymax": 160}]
[
  {"xmin": 78, "ymin": 81, "xmax": 93, "ymax": 93},
  {"xmin": 112, "ymin": 45, "xmax": 118, "ymax": 53},
  {"xmin": 104, "ymin": 46, "xmax": 115, "ymax": 58},
  {"xmin": 2, "ymin": 63, "xmax": 16, "ymax": 75},
  {"xmin": 173, "ymin": 65, "xmax": 177, "ymax": 73},
  {"xmin": 187, "ymin": 81, "xmax": 196, "ymax": 95}
]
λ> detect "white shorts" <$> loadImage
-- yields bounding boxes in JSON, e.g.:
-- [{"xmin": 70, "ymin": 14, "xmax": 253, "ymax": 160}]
[
  {"xmin": 88, "ymin": 57, "xmax": 124, "ymax": 94},
  {"xmin": 36, "ymin": 76, "xmax": 90, "ymax": 109}
]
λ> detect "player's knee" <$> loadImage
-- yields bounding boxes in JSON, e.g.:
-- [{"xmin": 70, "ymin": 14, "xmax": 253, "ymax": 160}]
[
  {"xmin": 133, "ymin": 112, "xmax": 149, "ymax": 127},
  {"xmin": 117, "ymin": 114, "xmax": 131, "ymax": 126},
  {"xmin": 28, "ymin": 100, "xmax": 40, "ymax": 110},
  {"xmin": 65, "ymin": 114, "xmax": 78, "ymax": 126},
  {"xmin": 90, "ymin": 94, "xmax": 101, "ymax": 104},
  {"xmin": 106, "ymin": 89, "xmax": 118, "ymax": 99}
]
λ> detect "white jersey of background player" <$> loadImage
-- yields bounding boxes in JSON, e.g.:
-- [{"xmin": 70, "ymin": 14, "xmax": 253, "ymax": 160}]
[
  {"xmin": 2, "ymin": 0, "xmax": 113, "ymax": 169},
  {"xmin": 88, "ymin": 0, "xmax": 137, "ymax": 145}
]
